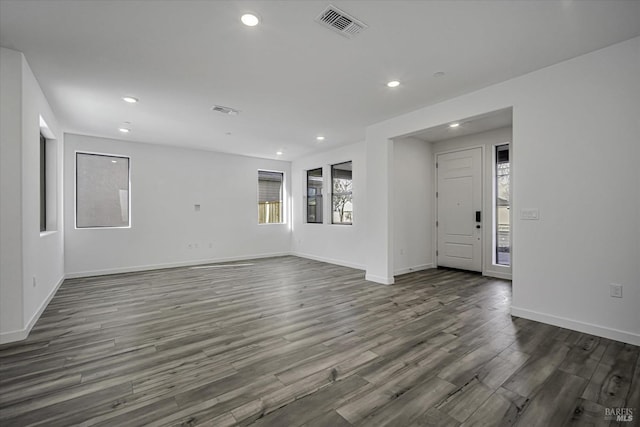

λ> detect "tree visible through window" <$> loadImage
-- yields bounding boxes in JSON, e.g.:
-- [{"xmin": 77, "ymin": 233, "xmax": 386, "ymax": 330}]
[
  {"xmin": 258, "ymin": 170, "xmax": 283, "ymax": 224},
  {"xmin": 331, "ymin": 161, "xmax": 352, "ymax": 224}
]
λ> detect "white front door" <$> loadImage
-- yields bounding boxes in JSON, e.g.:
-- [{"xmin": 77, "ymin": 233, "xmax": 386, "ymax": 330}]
[{"xmin": 437, "ymin": 147, "xmax": 482, "ymax": 272}]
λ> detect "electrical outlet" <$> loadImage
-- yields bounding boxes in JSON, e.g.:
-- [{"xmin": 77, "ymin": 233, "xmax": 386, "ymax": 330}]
[{"xmin": 610, "ymin": 283, "xmax": 623, "ymax": 298}]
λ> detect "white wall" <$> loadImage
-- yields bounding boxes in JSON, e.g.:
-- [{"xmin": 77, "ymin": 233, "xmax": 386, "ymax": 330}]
[
  {"xmin": 64, "ymin": 134, "xmax": 291, "ymax": 277},
  {"xmin": 0, "ymin": 47, "xmax": 65, "ymax": 343},
  {"xmin": 432, "ymin": 127, "xmax": 512, "ymax": 279},
  {"xmin": 365, "ymin": 37, "xmax": 640, "ymax": 345},
  {"xmin": 291, "ymin": 142, "xmax": 367, "ymax": 270},
  {"xmin": 393, "ymin": 137, "xmax": 433, "ymax": 275},
  {"xmin": 365, "ymin": 137, "xmax": 394, "ymax": 284},
  {"xmin": 0, "ymin": 48, "xmax": 24, "ymax": 338}
]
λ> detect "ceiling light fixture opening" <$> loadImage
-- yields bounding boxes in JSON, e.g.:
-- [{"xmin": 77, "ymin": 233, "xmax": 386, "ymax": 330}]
[
  {"xmin": 122, "ymin": 97, "xmax": 138, "ymax": 104},
  {"xmin": 241, "ymin": 13, "xmax": 260, "ymax": 27},
  {"xmin": 316, "ymin": 136, "xmax": 325, "ymax": 141},
  {"xmin": 276, "ymin": 151, "xmax": 283, "ymax": 156},
  {"xmin": 387, "ymin": 80, "xmax": 400, "ymax": 88},
  {"xmin": 118, "ymin": 128, "xmax": 131, "ymax": 133},
  {"xmin": 433, "ymin": 71, "xmax": 446, "ymax": 78},
  {"xmin": 449, "ymin": 122, "xmax": 460, "ymax": 128}
]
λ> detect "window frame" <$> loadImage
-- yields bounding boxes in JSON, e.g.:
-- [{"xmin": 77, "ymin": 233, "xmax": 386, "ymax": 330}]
[
  {"xmin": 306, "ymin": 167, "xmax": 323, "ymax": 224},
  {"xmin": 257, "ymin": 169, "xmax": 285, "ymax": 225},
  {"xmin": 75, "ymin": 151, "xmax": 131, "ymax": 229},
  {"xmin": 331, "ymin": 161, "xmax": 353, "ymax": 225},
  {"xmin": 40, "ymin": 133, "xmax": 47, "ymax": 232},
  {"xmin": 494, "ymin": 143, "xmax": 511, "ymax": 267}
]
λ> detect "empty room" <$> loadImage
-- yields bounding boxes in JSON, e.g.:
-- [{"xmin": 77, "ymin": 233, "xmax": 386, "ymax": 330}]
[{"xmin": 0, "ymin": 1, "xmax": 639, "ymax": 426}]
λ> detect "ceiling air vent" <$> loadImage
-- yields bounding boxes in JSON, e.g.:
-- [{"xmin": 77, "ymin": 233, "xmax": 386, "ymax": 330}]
[
  {"xmin": 211, "ymin": 105, "xmax": 239, "ymax": 115},
  {"xmin": 315, "ymin": 5, "xmax": 367, "ymax": 39}
]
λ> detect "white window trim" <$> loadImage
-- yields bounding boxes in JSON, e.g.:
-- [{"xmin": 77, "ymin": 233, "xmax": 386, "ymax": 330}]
[
  {"xmin": 74, "ymin": 151, "xmax": 132, "ymax": 230},
  {"xmin": 257, "ymin": 169, "xmax": 286, "ymax": 225}
]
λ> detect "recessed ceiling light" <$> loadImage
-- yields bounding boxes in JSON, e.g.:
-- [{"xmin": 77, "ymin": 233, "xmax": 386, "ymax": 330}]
[
  {"xmin": 387, "ymin": 80, "xmax": 400, "ymax": 88},
  {"xmin": 276, "ymin": 151, "xmax": 283, "ymax": 156},
  {"xmin": 433, "ymin": 71, "xmax": 445, "ymax": 78},
  {"xmin": 122, "ymin": 97, "xmax": 138, "ymax": 104},
  {"xmin": 118, "ymin": 128, "xmax": 130, "ymax": 133},
  {"xmin": 316, "ymin": 136, "xmax": 325, "ymax": 141},
  {"xmin": 449, "ymin": 122, "xmax": 460, "ymax": 128},
  {"xmin": 111, "ymin": 160, "xmax": 117, "ymax": 163},
  {"xmin": 241, "ymin": 13, "xmax": 260, "ymax": 27}
]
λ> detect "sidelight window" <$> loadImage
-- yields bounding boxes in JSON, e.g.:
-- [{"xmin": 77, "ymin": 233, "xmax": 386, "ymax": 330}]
[{"xmin": 495, "ymin": 144, "xmax": 510, "ymax": 266}]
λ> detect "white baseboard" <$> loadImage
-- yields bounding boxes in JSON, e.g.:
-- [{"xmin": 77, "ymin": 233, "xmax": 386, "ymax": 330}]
[
  {"xmin": 0, "ymin": 328, "xmax": 28, "ymax": 344},
  {"xmin": 483, "ymin": 269, "xmax": 512, "ymax": 280},
  {"xmin": 394, "ymin": 263, "xmax": 434, "ymax": 276},
  {"xmin": 0, "ymin": 274, "xmax": 65, "ymax": 345},
  {"xmin": 511, "ymin": 306, "xmax": 640, "ymax": 346},
  {"xmin": 65, "ymin": 252, "xmax": 292, "ymax": 279},
  {"xmin": 292, "ymin": 252, "xmax": 365, "ymax": 271},
  {"xmin": 365, "ymin": 273, "xmax": 395, "ymax": 285}
]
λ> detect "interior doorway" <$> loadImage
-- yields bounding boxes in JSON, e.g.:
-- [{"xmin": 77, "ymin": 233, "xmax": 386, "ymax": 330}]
[{"xmin": 395, "ymin": 107, "xmax": 513, "ymax": 279}]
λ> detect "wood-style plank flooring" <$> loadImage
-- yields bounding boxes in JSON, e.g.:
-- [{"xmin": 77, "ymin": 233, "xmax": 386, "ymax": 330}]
[{"xmin": 0, "ymin": 256, "xmax": 638, "ymax": 426}]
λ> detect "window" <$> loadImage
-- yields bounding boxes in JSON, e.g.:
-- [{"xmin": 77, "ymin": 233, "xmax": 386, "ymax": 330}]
[
  {"xmin": 258, "ymin": 170, "xmax": 283, "ymax": 224},
  {"xmin": 331, "ymin": 161, "xmax": 352, "ymax": 224},
  {"xmin": 306, "ymin": 168, "xmax": 323, "ymax": 223},
  {"xmin": 495, "ymin": 144, "xmax": 510, "ymax": 266},
  {"xmin": 39, "ymin": 117, "xmax": 58, "ymax": 232},
  {"xmin": 76, "ymin": 153, "xmax": 130, "ymax": 228},
  {"xmin": 40, "ymin": 133, "xmax": 47, "ymax": 232}
]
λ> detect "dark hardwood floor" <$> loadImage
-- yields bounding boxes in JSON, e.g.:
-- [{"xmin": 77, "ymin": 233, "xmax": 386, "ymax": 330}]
[{"xmin": 0, "ymin": 256, "xmax": 638, "ymax": 426}]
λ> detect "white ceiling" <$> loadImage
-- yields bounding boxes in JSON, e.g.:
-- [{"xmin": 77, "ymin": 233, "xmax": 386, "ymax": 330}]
[{"xmin": 1, "ymin": 0, "xmax": 639, "ymax": 160}]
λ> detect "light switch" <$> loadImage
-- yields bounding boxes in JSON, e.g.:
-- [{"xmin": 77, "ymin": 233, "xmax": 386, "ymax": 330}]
[
  {"xmin": 194, "ymin": 204, "xmax": 201, "ymax": 212},
  {"xmin": 520, "ymin": 208, "xmax": 539, "ymax": 220}
]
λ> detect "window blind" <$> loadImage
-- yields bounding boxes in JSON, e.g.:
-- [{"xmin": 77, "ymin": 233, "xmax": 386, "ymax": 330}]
[{"xmin": 258, "ymin": 171, "xmax": 283, "ymax": 203}]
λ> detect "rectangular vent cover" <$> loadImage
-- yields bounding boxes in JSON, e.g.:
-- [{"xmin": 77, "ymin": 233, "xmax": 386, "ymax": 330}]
[{"xmin": 315, "ymin": 5, "xmax": 367, "ymax": 39}]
